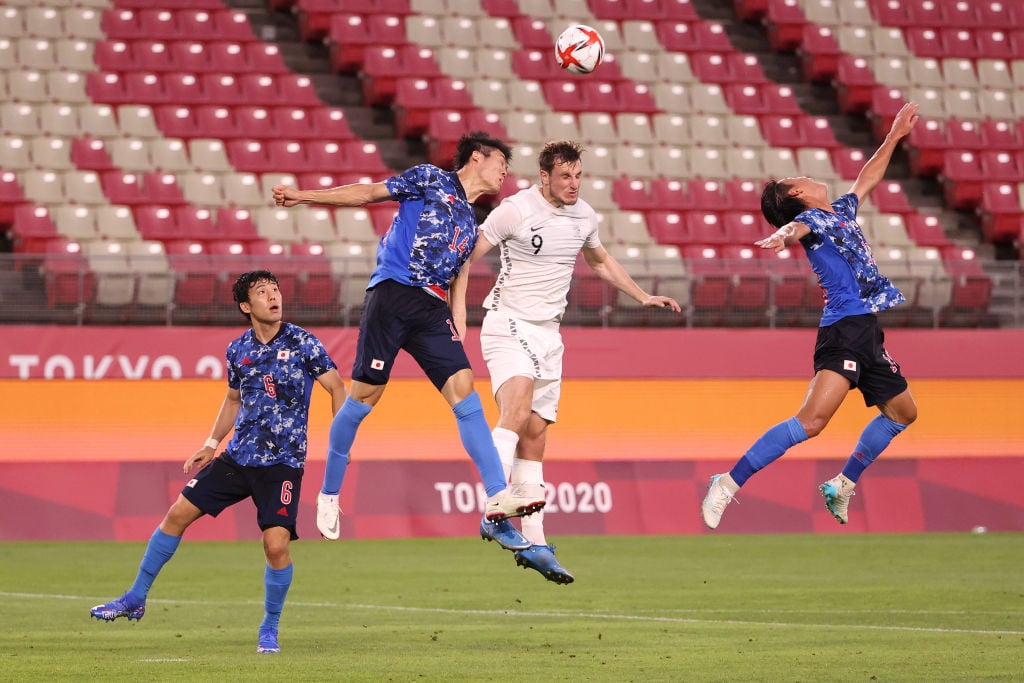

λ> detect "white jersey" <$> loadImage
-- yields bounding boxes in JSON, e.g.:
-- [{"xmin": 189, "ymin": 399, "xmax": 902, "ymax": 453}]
[{"xmin": 480, "ymin": 185, "xmax": 601, "ymax": 323}]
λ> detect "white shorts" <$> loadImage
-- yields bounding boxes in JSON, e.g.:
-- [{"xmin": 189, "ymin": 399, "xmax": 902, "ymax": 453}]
[{"xmin": 480, "ymin": 310, "xmax": 564, "ymax": 423}]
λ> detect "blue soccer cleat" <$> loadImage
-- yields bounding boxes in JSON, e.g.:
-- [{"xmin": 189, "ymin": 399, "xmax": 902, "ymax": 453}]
[
  {"xmin": 514, "ymin": 544, "xmax": 575, "ymax": 584},
  {"xmin": 257, "ymin": 627, "xmax": 280, "ymax": 654},
  {"xmin": 90, "ymin": 592, "xmax": 146, "ymax": 622},
  {"xmin": 479, "ymin": 514, "xmax": 531, "ymax": 551}
]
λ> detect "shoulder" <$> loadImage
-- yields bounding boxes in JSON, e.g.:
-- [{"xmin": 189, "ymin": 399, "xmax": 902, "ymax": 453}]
[{"xmin": 832, "ymin": 193, "xmax": 859, "ymax": 218}]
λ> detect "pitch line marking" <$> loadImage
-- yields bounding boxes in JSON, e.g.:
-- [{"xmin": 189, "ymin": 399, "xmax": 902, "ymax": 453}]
[{"xmin": 6, "ymin": 592, "xmax": 1022, "ymax": 638}]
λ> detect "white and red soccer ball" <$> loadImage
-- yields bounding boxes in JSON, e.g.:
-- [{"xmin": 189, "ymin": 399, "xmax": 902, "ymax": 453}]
[{"xmin": 555, "ymin": 24, "xmax": 605, "ymax": 75}]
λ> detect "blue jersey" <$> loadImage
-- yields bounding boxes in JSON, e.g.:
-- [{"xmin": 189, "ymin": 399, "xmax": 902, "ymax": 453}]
[
  {"xmin": 796, "ymin": 193, "xmax": 905, "ymax": 327},
  {"xmin": 223, "ymin": 322, "xmax": 337, "ymax": 468},
  {"xmin": 369, "ymin": 164, "xmax": 478, "ymax": 296}
]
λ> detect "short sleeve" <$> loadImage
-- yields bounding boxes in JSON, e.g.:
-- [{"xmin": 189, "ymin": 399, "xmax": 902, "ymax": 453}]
[
  {"xmin": 583, "ymin": 211, "xmax": 602, "ymax": 249},
  {"xmin": 480, "ymin": 198, "xmax": 524, "ymax": 244},
  {"xmin": 831, "ymin": 193, "xmax": 859, "ymax": 221},
  {"xmin": 300, "ymin": 331, "xmax": 337, "ymax": 379},
  {"xmin": 384, "ymin": 164, "xmax": 434, "ymax": 201}
]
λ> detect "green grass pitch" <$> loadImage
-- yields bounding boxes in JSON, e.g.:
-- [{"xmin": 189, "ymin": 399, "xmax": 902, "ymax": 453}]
[{"xmin": 1, "ymin": 533, "xmax": 1021, "ymax": 682}]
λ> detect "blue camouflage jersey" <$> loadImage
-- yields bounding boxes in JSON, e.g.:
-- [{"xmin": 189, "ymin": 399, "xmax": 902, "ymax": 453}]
[
  {"xmin": 223, "ymin": 322, "xmax": 337, "ymax": 468},
  {"xmin": 796, "ymin": 193, "xmax": 905, "ymax": 327},
  {"xmin": 370, "ymin": 164, "xmax": 478, "ymax": 297}
]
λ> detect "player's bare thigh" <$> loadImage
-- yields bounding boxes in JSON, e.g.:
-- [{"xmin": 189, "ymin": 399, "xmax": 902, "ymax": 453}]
[{"xmin": 794, "ymin": 369, "xmax": 851, "ymax": 437}]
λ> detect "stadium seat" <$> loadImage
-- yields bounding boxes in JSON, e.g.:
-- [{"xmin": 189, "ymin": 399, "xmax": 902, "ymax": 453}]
[
  {"xmin": 100, "ymin": 170, "xmax": 147, "ymax": 206},
  {"xmin": 978, "ymin": 183, "xmax": 1023, "ymax": 243},
  {"xmin": 907, "ymin": 118, "xmax": 949, "ymax": 176},
  {"xmin": 835, "ymin": 56, "xmax": 878, "ymax": 114},
  {"xmin": 800, "ymin": 24, "xmax": 842, "ymax": 83},
  {"xmin": 764, "ymin": 0, "xmax": 808, "ymax": 52},
  {"xmin": 153, "ymin": 105, "xmax": 200, "ymax": 140},
  {"xmin": 940, "ymin": 150, "xmax": 985, "ymax": 210}
]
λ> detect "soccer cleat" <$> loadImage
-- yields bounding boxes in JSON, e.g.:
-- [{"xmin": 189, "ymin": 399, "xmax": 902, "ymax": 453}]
[
  {"xmin": 514, "ymin": 544, "xmax": 575, "ymax": 585},
  {"xmin": 256, "ymin": 627, "xmax": 280, "ymax": 654},
  {"xmin": 479, "ymin": 515, "xmax": 532, "ymax": 551},
  {"xmin": 484, "ymin": 483, "xmax": 546, "ymax": 522},
  {"xmin": 316, "ymin": 491, "xmax": 341, "ymax": 540},
  {"xmin": 820, "ymin": 475, "xmax": 856, "ymax": 524},
  {"xmin": 701, "ymin": 473, "xmax": 738, "ymax": 530},
  {"xmin": 90, "ymin": 592, "xmax": 145, "ymax": 622}
]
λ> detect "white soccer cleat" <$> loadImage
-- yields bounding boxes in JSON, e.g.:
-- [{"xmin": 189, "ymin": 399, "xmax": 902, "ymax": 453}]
[
  {"xmin": 701, "ymin": 473, "xmax": 739, "ymax": 530},
  {"xmin": 316, "ymin": 492, "xmax": 341, "ymax": 540},
  {"xmin": 819, "ymin": 474, "xmax": 856, "ymax": 524},
  {"xmin": 484, "ymin": 483, "xmax": 546, "ymax": 522}
]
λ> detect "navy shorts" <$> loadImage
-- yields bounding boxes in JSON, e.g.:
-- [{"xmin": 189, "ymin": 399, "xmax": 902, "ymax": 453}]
[
  {"xmin": 351, "ymin": 278, "xmax": 471, "ymax": 391},
  {"xmin": 182, "ymin": 456, "xmax": 303, "ymax": 540},
  {"xmin": 813, "ymin": 313, "xmax": 909, "ymax": 407}
]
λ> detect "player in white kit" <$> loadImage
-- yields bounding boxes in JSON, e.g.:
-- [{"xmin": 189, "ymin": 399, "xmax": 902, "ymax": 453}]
[{"xmin": 450, "ymin": 141, "xmax": 681, "ymax": 583}]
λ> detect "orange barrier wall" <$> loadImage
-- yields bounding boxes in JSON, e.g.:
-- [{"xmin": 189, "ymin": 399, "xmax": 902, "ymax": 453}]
[{"xmin": 6, "ymin": 378, "xmax": 1021, "ymax": 463}]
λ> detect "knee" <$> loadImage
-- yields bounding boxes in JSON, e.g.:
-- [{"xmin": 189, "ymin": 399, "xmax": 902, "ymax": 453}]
[
  {"xmin": 893, "ymin": 405, "xmax": 917, "ymax": 427},
  {"xmin": 798, "ymin": 416, "xmax": 829, "ymax": 439},
  {"xmin": 263, "ymin": 537, "xmax": 290, "ymax": 565}
]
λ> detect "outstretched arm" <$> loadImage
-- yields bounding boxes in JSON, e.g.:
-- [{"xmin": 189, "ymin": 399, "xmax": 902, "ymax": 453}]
[
  {"xmin": 582, "ymin": 245, "xmax": 681, "ymax": 311},
  {"xmin": 272, "ymin": 181, "xmax": 393, "ymax": 208},
  {"xmin": 849, "ymin": 102, "xmax": 920, "ymax": 204},
  {"xmin": 449, "ymin": 235, "xmax": 496, "ymax": 340},
  {"xmin": 756, "ymin": 220, "xmax": 811, "ymax": 252}
]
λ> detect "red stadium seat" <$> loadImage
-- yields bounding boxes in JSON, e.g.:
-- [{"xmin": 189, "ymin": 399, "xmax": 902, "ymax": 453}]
[
  {"xmin": 133, "ymin": 206, "xmax": 182, "ymax": 241},
  {"xmin": 979, "ymin": 183, "xmax": 1024, "ymax": 242},
  {"xmin": 141, "ymin": 171, "xmax": 186, "ymax": 205},
  {"xmin": 764, "ymin": 0, "xmax": 807, "ymax": 52},
  {"xmin": 758, "ymin": 114, "xmax": 805, "ymax": 148},
  {"xmin": 686, "ymin": 211, "xmax": 729, "ymax": 244},
  {"xmin": 835, "ymin": 56, "xmax": 879, "ymax": 114},
  {"xmin": 654, "ymin": 21, "xmax": 701, "ymax": 52},
  {"xmin": 644, "ymin": 211, "xmax": 687, "ymax": 244},
  {"xmin": 213, "ymin": 9, "xmax": 256, "ymax": 42},
  {"xmin": 200, "ymin": 73, "xmax": 244, "ymax": 105},
  {"xmin": 940, "ymin": 150, "xmax": 984, "ymax": 210},
  {"xmin": 215, "ymin": 207, "xmax": 260, "ymax": 241},
  {"xmin": 265, "ymin": 140, "xmax": 310, "ymax": 174},
  {"xmin": 361, "ymin": 46, "xmax": 408, "ymax": 106},
  {"xmin": 205, "ymin": 41, "xmax": 250, "ymax": 73},
  {"xmin": 165, "ymin": 41, "xmax": 211, "ymax": 73},
  {"xmin": 613, "ymin": 177, "xmax": 656, "ymax": 211},
  {"xmin": 903, "ymin": 0, "xmax": 945, "ymax": 27},
  {"xmin": 800, "ymin": 24, "xmax": 842, "ymax": 83},
  {"xmin": 70, "ymin": 137, "xmax": 116, "ymax": 171},
  {"xmin": 119, "ymin": 72, "xmax": 169, "ymax": 104},
  {"xmin": 161, "ymin": 73, "xmax": 204, "ymax": 104},
  {"xmin": 152, "ymin": 104, "xmax": 200, "ymax": 139},
  {"xmin": 980, "ymin": 119, "xmax": 1023, "ymax": 152},
  {"xmin": 723, "ymin": 178, "xmax": 763, "ymax": 212},
  {"xmin": 648, "ymin": 178, "xmax": 689, "ymax": 210},
  {"xmin": 276, "ymin": 74, "xmax": 321, "ymax": 107},
  {"xmin": 303, "ymin": 140, "xmax": 352, "ymax": 174},
  {"xmin": 903, "ymin": 213, "xmax": 951, "ymax": 247},
  {"xmin": 225, "ymin": 139, "xmax": 272, "ymax": 173},
  {"xmin": 940, "ymin": 27, "xmax": 979, "ymax": 59},
  {"xmin": 979, "ymin": 150, "xmax": 1022, "ymax": 183},
  {"xmin": 903, "ymin": 27, "xmax": 945, "ymax": 59},
  {"xmin": 100, "ymin": 171, "xmax": 147, "ymax": 205},
  {"xmin": 234, "ymin": 106, "xmax": 276, "ymax": 140},
  {"xmin": 906, "ymin": 118, "xmax": 949, "ymax": 176},
  {"xmin": 510, "ymin": 17, "xmax": 552, "ymax": 49}
]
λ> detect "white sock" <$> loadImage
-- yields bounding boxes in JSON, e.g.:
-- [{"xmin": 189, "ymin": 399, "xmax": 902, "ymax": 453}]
[
  {"xmin": 512, "ymin": 457, "xmax": 546, "ymax": 546},
  {"xmin": 492, "ymin": 427, "xmax": 518, "ymax": 482}
]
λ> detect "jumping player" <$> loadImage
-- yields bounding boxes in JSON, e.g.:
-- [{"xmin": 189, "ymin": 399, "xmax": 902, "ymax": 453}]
[
  {"xmin": 701, "ymin": 102, "xmax": 921, "ymax": 529},
  {"xmin": 272, "ymin": 132, "xmax": 545, "ymax": 552},
  {"xmin": 450, "ymin": 140, "xmax": 680, "ymax": 582},
  {"xmin": 90, "ymin": 270, "xmax": 347, "ymax": 654}
]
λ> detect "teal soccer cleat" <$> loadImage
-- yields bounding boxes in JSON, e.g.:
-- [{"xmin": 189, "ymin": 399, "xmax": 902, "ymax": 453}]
[
  {"xmin": 514, "ymin": 544, "xmax": 575, "ymax": 584},
  {"xmin": 90, "ymin": 592, "xmax": 145, "ymax": 622},
  {"xmin": 479, "ymin": 515, "xmax": 532, "ymax": 550}
]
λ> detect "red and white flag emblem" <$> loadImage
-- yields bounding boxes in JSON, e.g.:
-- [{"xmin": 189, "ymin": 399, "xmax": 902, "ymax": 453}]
[
  {"xmin": 277, "ymin": 350, "xmax": 290, "ymax": 361},
  {"xmin": 843, "ymin": 359, "xmax": 857, "ymax": 371},
  {"xmin": 371, "ymin": 359, "xmax": 385, "ymax": 370}
]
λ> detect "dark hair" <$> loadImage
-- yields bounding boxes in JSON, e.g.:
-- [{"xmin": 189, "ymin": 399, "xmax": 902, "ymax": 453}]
[
  {"xmin": 232, "ymin": 270, "xmax": 278, "ymax": 318},
  {"xmin": 538, "ymin": 140, "xmax": 584, "ymax": 174},
  {"xmin": 453, "ymin": 131, "xmax": 513, "ymax": 170},
  {"xmin": 760, "ymin": 180, "xmax": 808, "ymax": 229}
]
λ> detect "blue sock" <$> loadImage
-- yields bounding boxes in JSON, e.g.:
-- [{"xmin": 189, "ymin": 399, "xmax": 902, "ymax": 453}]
[
  {"xmin": 128, "ymin": 528, "xmax": 181, "ymax": 602},
  {"xmin": 260, "ymin": 564, "xmax": 293, "ymax": 631},
  {"xmin": 841, "ymin": 414, "xmax": 907, "ymax": 483},
  {"xmin": 322, "ymin": 397, "xmax": 372, "ymax": 496},
  {"xmin": 729, "ymin": 417, "xmax": 809, "ymax": 487},
  {"xmin": 452, "ymin": 391, "xmax": 506, "ymax": 496}
]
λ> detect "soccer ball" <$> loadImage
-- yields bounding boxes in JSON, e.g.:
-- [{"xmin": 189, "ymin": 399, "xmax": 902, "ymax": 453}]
[{"xmin": 555, "ymin": 24, "xmax": 605, "ymax": 75}]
